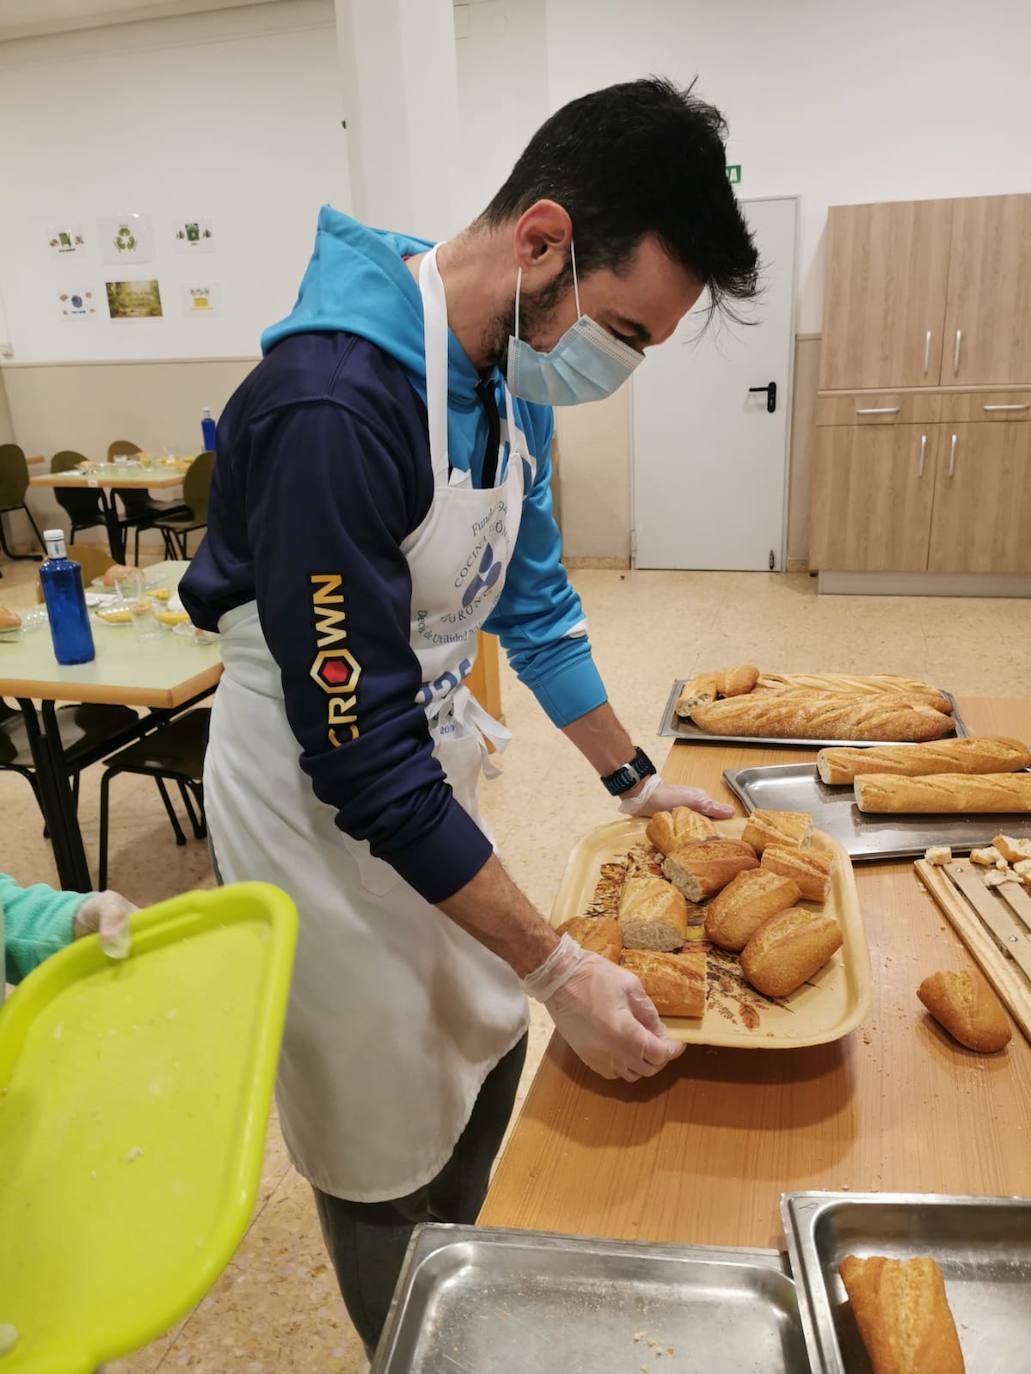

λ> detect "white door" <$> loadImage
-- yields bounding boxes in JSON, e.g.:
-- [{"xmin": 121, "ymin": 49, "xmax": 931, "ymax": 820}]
[{"xmin": 631, "ymin": 196, "xmax": 798, "ymax": 571}]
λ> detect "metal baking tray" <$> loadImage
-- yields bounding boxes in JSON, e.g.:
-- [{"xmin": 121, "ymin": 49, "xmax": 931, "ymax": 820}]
[
  {"xmin": 372, "ymin": 1224, "xmax": 810, "ymax": 1373},
  {"xmin": 781, "ymin": 1191, "xmax": 1031, "ymax": 1374},
  {"xmin": 659, "ymin": 679, "xmax": 968, "ymax": 747},
  {"xmin": 724, "ymin": 762, "xmax": 1031, "ymax": 861}
]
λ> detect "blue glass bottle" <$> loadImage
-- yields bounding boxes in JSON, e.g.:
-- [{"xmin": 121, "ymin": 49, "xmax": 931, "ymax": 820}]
[
  {"xmin": 201, "ymin": 407, "xmax": 217, "ymax": 453},
  {"xmin": 40, "ymin": 529, "xmax": 95, "ymax": 665}
]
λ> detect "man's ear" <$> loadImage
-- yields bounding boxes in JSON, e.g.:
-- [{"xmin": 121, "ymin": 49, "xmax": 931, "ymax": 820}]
[{"xmin": 511, "ymin": 200, "xmax": 572, "ymax": 272}]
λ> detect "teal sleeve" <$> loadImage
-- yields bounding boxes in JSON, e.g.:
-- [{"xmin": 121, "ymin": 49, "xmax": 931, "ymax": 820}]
[{"xmin": 1, "ymin": 874, "xmax": 84, "ymax": 985}]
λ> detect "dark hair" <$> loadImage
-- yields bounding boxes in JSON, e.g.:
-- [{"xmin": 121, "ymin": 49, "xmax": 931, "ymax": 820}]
[{"xmin": 480, "ymin": 76, "xmax": 759, "ymax": 320}]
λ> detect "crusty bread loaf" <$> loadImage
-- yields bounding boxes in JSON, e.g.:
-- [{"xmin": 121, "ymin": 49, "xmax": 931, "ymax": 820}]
[
  {"xmin": 741, "ymin": 808, "xmax": 813, "ymax": 854},
  {"xmin": 675, "ymin": 673, "xmax": 720, "ymax": 718},
  {"xmin": 704, "ymin": 870, "xmax": 801, "ymax": 951},
  {"xmin": 992, "ymin": 832, "xmax": 1031, "ymax": 863},
  {"xmin": 839, "ymin": 1255, "xmax": 965, "ymax": 1374},
  {"xmin": 0, "ymin": 606, "xmax": 22, "ymax": 630},
  {"xmin": 758, "ymin": 672, "xmax": 952, "ymax": 713},
  {"xmin": 855, "ymin": 772, "xmax": 1031, "ymax": 814},
  {"xmin": 617, "ymin": 877, "xmax": 689, "ymax": 952},
  {"xmin": 691, "ymin": 691, "xmax": 954, "ymax": 743},
  {"xmin": 556, "ymin": 915, "xmax": 623, "ymax": 964},
  {"xmin": 917, "ymin": 968, "xmax": 1012, "ymax": 1053},
  {"xmin": 622, "ymin": 948, "xmax": 705, "ymax": 1018},
  {"xmin": 717, "ymin": 664, "xmax": 760, "ymax": 697},
  {"xmin": 102, "ymin": 562, "xmax": 133, "ymax": 588},
  {"xmin": 740, "ymin": 907, "xmax": 842, "ymax": 998},
  {"xmin": 645, "ymin": 806, "xmax": 717, "ymax": 856},
  {"xmin": 760, "ymin": 845, "xmax": 833, "ymax": 902},
  {"xmin": 817, "ymin": 736, "xmax": 1030, "ymax": 785},
  {"xmin": 662, "ymin": 839, "xmax": 758, "ymax": 902}
]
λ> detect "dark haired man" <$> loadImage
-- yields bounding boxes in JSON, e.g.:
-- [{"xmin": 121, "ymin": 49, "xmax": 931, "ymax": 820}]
[{"xmin": 181, "ymin": 76, "xmax": 759, "ymax": 1354}]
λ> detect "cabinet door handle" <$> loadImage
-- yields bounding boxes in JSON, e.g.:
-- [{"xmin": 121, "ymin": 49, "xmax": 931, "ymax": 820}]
[
  {"xmin": 918, "ymin": 433, "xmax": 927, "ymax": 477},
  {"xmin": 983, "ymin": 403, "xmax": 1030, "ymax": 412},
  {"xmin": 948, "ymin": 433, "xmax": 958, "ymax": 477},
  {"xmin": 855, "ymin": 406, "xmax": 900, "ymax": 415},
  {"xmin": 953, "ymin": 329, "xmax": 963, "ymax": 375},
  {"xmin": 923, "ymin": 329, "xmax": 932, "ymax": 374}
]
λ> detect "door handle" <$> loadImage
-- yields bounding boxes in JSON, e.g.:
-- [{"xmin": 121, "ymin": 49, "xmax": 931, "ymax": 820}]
[
  {"xmin": 983, "ymin": 403, "xmax": 1030, "ymax": 412},
  {"xmin": 923, "ymin": 329, "xmax": 932, "ymax": 374},
  {"xmin": 855, "ymin": 406, "xmax": 900, "ymax": 415},
  {"xmin": 948, "ymin": 433, "xmax": 958, "ymax": 478},
  {"xmin": 953, "ymin": 329, "xmax": 963, "ymax": 375},
  {"xmin": 748, "ymin": 381, "xmax": 777, "ymax": 413}
]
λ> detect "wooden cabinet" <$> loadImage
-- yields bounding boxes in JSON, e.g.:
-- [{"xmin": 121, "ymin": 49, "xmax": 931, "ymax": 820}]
[
  {"xmin": 467, "ymin": 630, "xmax": 502, "ymax": 720},
  {"xmin": 928, "ymin": 422, "xmax": 1031, "ymax": 573},
  {"xmin": 942, "ymin": 195, "xmax": 1031, "ymax": 386}
]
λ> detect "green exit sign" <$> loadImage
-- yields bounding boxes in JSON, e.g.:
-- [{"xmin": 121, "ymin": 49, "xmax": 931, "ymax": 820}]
[{"xmin": 726, "ymin": 164, "xmax": 741, "ymax": 185}]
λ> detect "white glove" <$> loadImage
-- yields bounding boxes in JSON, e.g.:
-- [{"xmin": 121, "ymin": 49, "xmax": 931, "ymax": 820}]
[
  {"xmin": 523, "ymin": 934, "xmax": 684, "ymax": 1082},
  {"xmin": 619, "ymin": 773, "xmax": 734, "ymax": 820},
  {"xmin": 73, "ymin": 890, "xmax": 137, "ymax": 960}
]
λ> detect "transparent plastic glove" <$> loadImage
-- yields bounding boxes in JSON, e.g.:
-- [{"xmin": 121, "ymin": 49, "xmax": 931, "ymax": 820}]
[
  {"xmin": 73, "ymin": 890, "xmax": 137, "ymax": 960},
  {"xmin": 523, "ymin": 934, "xmax": 684, "ymax": 1082},
  {"xmin": 618, "ymin": 772, "xmax": 734, "ymax": 820}
]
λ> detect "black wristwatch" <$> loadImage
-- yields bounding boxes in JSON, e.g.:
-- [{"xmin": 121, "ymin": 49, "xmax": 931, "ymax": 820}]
[{"xmin": 600, "ymin": 746, "xmax": 657, "ymax": 797}]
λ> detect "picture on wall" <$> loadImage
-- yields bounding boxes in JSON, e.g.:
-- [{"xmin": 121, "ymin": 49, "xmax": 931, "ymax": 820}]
[
  {"xmin": 173, "ymin": 216, "xmax": 215, "ymax": 253},
  {"xmin": 182, "ymin": 282, "xmax": 220, "ymax": 316},
  {"xmin": 98, "ymin": 212, "xmax": 155, "ymax": 265},
  {"xmin": 106, "ymin": 279, "xmax": 163, "ymax": 319},
  {"xmin": 48, "ymin": 226, "xmax": 86, "ymax": 257},
  {"xmin": 58, "ymin": 287, "xmax": 98, "ymax": 320}
]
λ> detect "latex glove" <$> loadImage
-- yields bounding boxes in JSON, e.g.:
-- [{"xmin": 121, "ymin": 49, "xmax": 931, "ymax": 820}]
[
  {"xmin": 619, "ymin": 772, "xmax": 734, "ymax": 820},
  {"xmin": 523, "ymin": 934, "xmax": 684, "ymax": 1082},
  {"xmin": 73, "ymin": 890, "xmax": 137, "ymax": 960}
]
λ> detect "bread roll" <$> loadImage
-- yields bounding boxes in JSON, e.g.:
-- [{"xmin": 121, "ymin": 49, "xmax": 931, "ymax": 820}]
[
  {"xmin": 692, "ymin": 691, "xmax": 953, "ymax": 743},
  {"xmin": 839, "ymin": 1255, "xmax": 965, "ymax": 1374},
  {"xmin": 992, "ymin": 833, "xmax": 1031, "ymax": 863},
  {"xmin": 102, "ymin": 562, "xmax": 133, "ymax": 588},
  {"xmin": 717, "ymin": 664, "xmax": 759, "ymax": 697},
  {"xmin": 704, "ymin": 870, "xmax": 800, "ymax": 951},
  {"xmin": 759, "ymin": 672, "xmax": 951, "ymax": 713},
  {"xmin": 817, "ymin": 736, "xmax": 1030, "ymax": 785},
  {"xmin": 556, "ymin": 915, "xmax": 623, "ymax": 964},
  {"xmin": 741, "ymin": 808, "xmax": 812, "ymax": 854},
  {"xmin": 645, "ymin": 807, "xmax": 717, "ymax": 856},
  {"xmin": 617, "ymin": 877, "xmax": 689, "ymax": 952},
  {"xmin": 855, "ymin": 772, "xmax": 1031, "ymax": 814},
  {"xmin": 0, "ymin": 606, "xmax": 22, "ymax": 630},
  {"xmin": 740, "ymin": 907, "xmax": 842, "ymax": 998},
  {"xmin": 760, "ymin": 845, "xmax": 832, "ymax": 902},
  {"xmin": 675, "ymin": 673, "xmax": 720, "ymax": 718},
  {"xmin": 662, "ymin": 839, "xmax": 758, "ymax": 902},
  {"xmin": 622, "ymin": 948, "xmax": 705, "ymax": 1018},
  {"xmin": 917, "ymin": 968, "xmax": 1012, "ymax": 1053}
]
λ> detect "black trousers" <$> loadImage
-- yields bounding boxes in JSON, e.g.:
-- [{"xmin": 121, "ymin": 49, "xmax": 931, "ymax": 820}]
[{"xmin": 313, "ymin": 1033, "xmax": 528, "ymax": 1358}]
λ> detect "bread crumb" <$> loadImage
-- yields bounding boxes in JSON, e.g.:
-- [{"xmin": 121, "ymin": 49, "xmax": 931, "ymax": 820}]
[
  {"xmin": 125, "ymin": 1145, "xmax": 144, "ymax": 1163},
  {"xmin": 984, "ymin": 870, "xmax": 1009, "ymax": 889},
  {"xmin": 971, "ymin": 846, "xmax": 1004, "ymax": 867},
  {"xmin": 0, "ymin": 1325, "xmax": 18, "ymax": 1356},
  {"xmin": 53, "ymin": 1022, "xmax": 63, "ymax": 1040},
  {"xmin": 924, "ymin": 846, "xmax": 951, "ymax": 866}
]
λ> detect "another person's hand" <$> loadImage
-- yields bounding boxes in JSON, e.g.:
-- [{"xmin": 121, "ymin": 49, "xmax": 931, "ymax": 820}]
[
  {"xmin": 522, "ymin": 934, "xmax": 684, "ymax": 1081},
  {"xmin": 618, "ymin": 774, "xmax": 734, "ymax": 820},
  {"xmin": 74, "ymin": 890, "xmax": 137, "ymax": 960}
]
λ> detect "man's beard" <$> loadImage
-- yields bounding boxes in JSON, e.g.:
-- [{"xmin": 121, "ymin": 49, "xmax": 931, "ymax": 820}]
[{"xmin": 480, "ymin": 263, "xmax": 574, "ymax": 373}]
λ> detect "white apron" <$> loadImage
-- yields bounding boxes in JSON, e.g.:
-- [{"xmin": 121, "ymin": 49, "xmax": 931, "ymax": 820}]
[{"xmin": 204, "ymin": 246, "xmax": 534, "ymax": 1201}]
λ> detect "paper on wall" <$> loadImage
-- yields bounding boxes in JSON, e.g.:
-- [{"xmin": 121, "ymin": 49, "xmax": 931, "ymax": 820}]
[
  {"xmin": 173, "ymin": 216, "xmax": 215, "ymax": 253},
  {"xmin": 48, "ymin": 226, "xmax": 86, "ymax": 257},
  {"xmin": 182, "ymin": 282, "xmax": 220, "ymax": 316},
  {"xmin": 58, "ymin": 287, "xmax": 98, "ymax": 320},
  {"xmin": 98, "ymin": 212, "xmax": 156, "ymax": 265}
]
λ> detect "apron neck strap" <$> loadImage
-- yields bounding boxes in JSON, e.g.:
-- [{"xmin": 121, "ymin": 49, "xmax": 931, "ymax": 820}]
[{"xmin": 419, "ymin": 245, "xmax": 455, "ymax": 488}]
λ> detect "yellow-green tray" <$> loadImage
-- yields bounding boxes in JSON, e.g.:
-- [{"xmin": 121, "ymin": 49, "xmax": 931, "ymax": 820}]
[{"xmin": 0, "ymin": 882, "xmax": 297, "ymax": 1372}]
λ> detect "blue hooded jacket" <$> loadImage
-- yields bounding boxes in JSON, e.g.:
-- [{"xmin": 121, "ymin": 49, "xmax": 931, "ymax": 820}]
[{"xmin": 181, "ymin": 207, "xmax": 607, "ymax": 903}]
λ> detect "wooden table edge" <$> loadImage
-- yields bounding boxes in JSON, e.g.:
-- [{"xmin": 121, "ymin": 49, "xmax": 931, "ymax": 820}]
[
  {"xmin": 29, "ymin": 473, "xmax": 186, "ymax": 490},
  {"xmin": 0, "ymin": 663, "xmax": 221, "ymax": 708}
]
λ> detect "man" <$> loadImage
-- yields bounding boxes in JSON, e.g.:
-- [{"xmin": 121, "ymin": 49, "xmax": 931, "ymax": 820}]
[{"xmin": 180, "ymin": 76, "xmax": 758, "ymax": 1355}]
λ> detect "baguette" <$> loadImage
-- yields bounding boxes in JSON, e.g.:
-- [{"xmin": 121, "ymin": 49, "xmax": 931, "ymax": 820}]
[
  {"xmin": 740, "ymin": 907, "xmax": 842, "ymax": 998},
  {"xmin": 691, "ymin": 691, "xmax": 954, "ymax": 743},
  {"xmin": 758, "ymin": 672, "xmax": 951, "ymax": 713},
  {"xmin": 675, "ymin": 673, "xmax": 720, "ymax": 718},
  {"xmin": 556, "ymin": 915, "xmax": 623, "ymax": 964},
  {"xmin": 704, "ymin": 870, "xmax": 801, "ymax": 951},
  {"xmin": 992, "ymin": 832, "xmax": 1031, "ymax": 863},
  {"xmin": 622, "ymin": 948, "xmax": 705, "ymax": 1018},
  {"xmin": 760, "ymin": 844, "xmax": 832, "ymax": 902},
  {"xmin": 645, "ymin": 806, "xmax": 717, "ymax": 856},
  {"xmin": 0, "ymin": 606, "xmax": 22, "ymax": 631},
  {"xmin": 741, "ymin": 808, "xmax": 812, "ymax": 854},
  {"xmin": 662, "ymin": 838, "xmax": 758, "ymax": 902},
  {"xmin": 617, "ymin": 877, "xmax": 689, "ymax": 952},
  {"xmin": 717, "ymin": 664, "xmax": 759, "ymax": 697},
  {"xmin": 838, "ymin": 1255, "xmax": 965, "ymax": 1374},
  {"xmin": 817, "ymin": 736, "xmax": 1030, "ymax": 785},
  {"xmin": 917, "ymin": 968, "xmax": 1012, "ymax": 1053},
  {"xmin": 855, "ymin": 772, "xmax": 1031, "ymax": 814}
]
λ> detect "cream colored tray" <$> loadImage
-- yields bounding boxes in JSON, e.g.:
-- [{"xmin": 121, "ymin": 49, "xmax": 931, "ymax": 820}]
[{"xmin": 550, "ymin": 818, "xmax": 871, "ymax": 1049}]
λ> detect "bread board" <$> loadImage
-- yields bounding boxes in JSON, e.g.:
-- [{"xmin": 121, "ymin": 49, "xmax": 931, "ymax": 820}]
[
  {"xmin": 659, "ymin": 678, "xmax": 968, "ymax": 747},
  {"xmin": 551, "ymin": 817, "xmax": 871, "ymax": 1049}
]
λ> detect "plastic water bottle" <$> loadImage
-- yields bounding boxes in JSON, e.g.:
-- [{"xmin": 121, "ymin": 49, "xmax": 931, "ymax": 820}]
[
  {"xmin": 201, "ymin": 407, "xmax": 217, "ymax": 453},
  {"xmin": 39, "ymin": 530, "xmax": 95, "ymax": 665}
]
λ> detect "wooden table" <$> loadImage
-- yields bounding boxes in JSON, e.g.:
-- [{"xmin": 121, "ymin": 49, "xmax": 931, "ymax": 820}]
[
  {"xmin": 481, "ymin": 697, "xmax": 1031, "ymax": 1248},
  {"xmin": 30, "ymin": 463, "xmax": 188, "ymax": 562},
  {"xmin": 1, "ymin": 561, "xmax": 220, "ymax": 890}
]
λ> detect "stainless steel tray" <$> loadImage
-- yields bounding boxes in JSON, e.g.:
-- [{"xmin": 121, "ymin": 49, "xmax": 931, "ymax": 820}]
[
  {"xmin": 723, "ymin": 762, "xmax": 1031, "ymax": 860},
  {"xmin": 781, "ymin": 1191, "xmax": 1031, "ymax": 1374},
  {"xmin": 372, "ymin": 1224, "xmax": 810, "ymax": 1373},
  {"xmin": 659, "ymin": 679, "xmax": 968, "ymax": 747}
]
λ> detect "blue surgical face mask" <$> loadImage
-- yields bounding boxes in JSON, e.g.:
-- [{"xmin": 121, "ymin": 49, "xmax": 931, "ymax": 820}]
[{"xmin": 506, "ymin": 242, "xmax": 643, "ymax": 406}]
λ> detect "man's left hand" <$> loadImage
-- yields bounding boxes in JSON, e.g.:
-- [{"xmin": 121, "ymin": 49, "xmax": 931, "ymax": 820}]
[{"xmin": 618, "ymin": 774, "xmax": 734, "ymax": 820}]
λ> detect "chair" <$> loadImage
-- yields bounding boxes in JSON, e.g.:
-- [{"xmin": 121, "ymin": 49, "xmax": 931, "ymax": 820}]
[
  {"xmin": 51, "ymin": 451, "xmax": 107, "ymax": 544},
  {"xmin": 0, "ymin": 444, "xmax": 46, "ymax": 561},
  {"xmin": 98, "ymin": 708, "xmax": 209, "ymax": 888},
  {"xmin": 107, "ymin": 438, "xmax": 189, "ymax": 540},
  {"xmin": 147, "ymin": 451, "xmax": 215, "ymax": 560},
  {"xmin": 34, "ymin": 545, "xmax": 116, "ymax": 602}
]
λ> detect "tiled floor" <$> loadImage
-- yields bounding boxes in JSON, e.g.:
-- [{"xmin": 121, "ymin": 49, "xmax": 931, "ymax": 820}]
[{"xmin": 3, "ymin": 554, "xmax": 1030, "ymax": 1371}]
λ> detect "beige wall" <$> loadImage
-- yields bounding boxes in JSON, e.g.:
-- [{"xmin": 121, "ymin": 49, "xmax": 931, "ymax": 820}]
[{"xmin": 0, "ymin": 367, "xmax": 14, "ymax": 445}]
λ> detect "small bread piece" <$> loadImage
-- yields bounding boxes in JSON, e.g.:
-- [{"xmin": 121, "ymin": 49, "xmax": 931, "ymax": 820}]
[
  {"xmin": 817, "ymin": 736, "xmax": 1030, "ymax": 785},
  {"xmin": 0, "ymin": 606, "xmax": 22, "ymax": 630},
  {"xmin": 983, "ymin": 870, "xmax": 1011, "ymax": 889},
  {"xmin": 760, "ymin": 844, "xmax": 833, "ymax": 902},
  {"xmin": 970, "ymin": 846, "xmax": 1006, "ymax": 869},
  {"xmin": 622, "ymin": 948, "xmax": 705, "ymax": 1018},
  {"xmin": 739, "ymin": 907, "xmax": 843, "ymax": 998},
  {"xmin": 717, "ymin": 664, "xmax": 760, "ymax": 697},
  {"xmin": 839, "ymin": 1255, "xmax": 965, "ymax": 1374},
  {"xmin": 917, "ymin": 968, "xmax": 1012, "ymax": 1053},
  {"xmin": 617, "ymin": 877, "xmax": 689, "ymax": 952},
  {"xmin": 924, "ymin": 845, "xmax": 952, "ymax": 865},
  {"xmin": 556, "ymin": 915, "xmax": 623, "ymax": 964},
  {"xmin": 692, "ymin": 692, "xmax": 953, "ymax": 743},
  {"xmin": 662, "ymin": 838, "xmax": 759, "ymax": 902},
  {"xmin": 855, "ymin": 772, "xmax": 1031, "ymax": 814},
  {"xmin": 704, "ymin": 870, "xmax": 801, "ymax": 951},
  {"xmin": 1014, "ymin": 858, "xmax": 1031, "ymax": 880},
  {"xmin": 741, "ymin": 808, "xmax": 813, "ymax": 854},
  {"xmin": 992, "ymin": 833, "xmax": 1031, "ymax": 863},
  {"xmin": 675, "ymin": 673, "xmax": 720, "ymax": 718},
  {"xmin": 102, "ymin": 562, "xmax": 133, "ymax": 588},
  {"xmin": 645, "ymin": 806, "xmax": 717, "ymax": 856}
]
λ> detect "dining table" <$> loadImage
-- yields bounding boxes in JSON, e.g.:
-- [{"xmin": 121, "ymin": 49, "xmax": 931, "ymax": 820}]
[{"xmin": 29, "ymin": 458, "xmax": 191, "ymax": 562}]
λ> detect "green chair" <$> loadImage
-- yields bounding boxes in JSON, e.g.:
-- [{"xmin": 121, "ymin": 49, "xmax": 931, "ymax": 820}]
[
  {"xmin": 51, "ymin": 450, "xmax": 106, "ymax": 544},
  {"xmin": 0, "ymin": 444, "xmax": 46, "ymax": 561},
  {"xmin": 148, "ymin": 451, "xmax": 215, "ymax": 560},
  {"xmin": 108, "ymin": 437, "xmax": 189, "ymax": 535}
]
